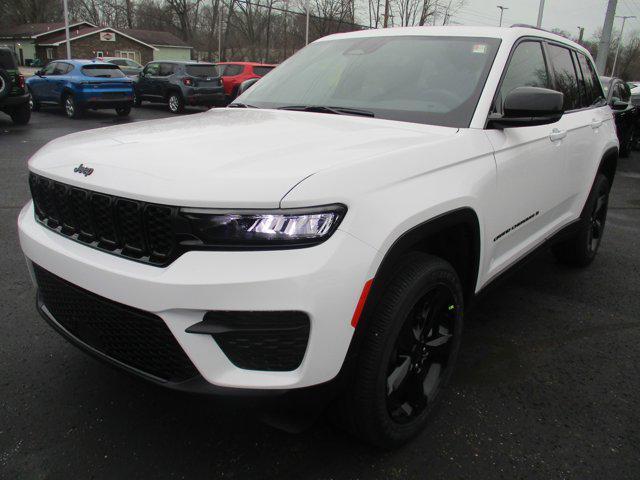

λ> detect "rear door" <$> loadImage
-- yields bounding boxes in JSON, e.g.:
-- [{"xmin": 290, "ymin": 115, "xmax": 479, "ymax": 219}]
[
  {"xmin": 138, "ymin": 62, "xmax": 160, "ymax": 98},
  {"xmin": 484, "ymin": 39, "xmax": 569, "ymax": 278},
  {"xmin": 555, "ymin": 48, "xmax": 610, "ymax": 217},
  {"xmin": 157, "ymin": 63, "xmax": 176, "ymax": 98}
]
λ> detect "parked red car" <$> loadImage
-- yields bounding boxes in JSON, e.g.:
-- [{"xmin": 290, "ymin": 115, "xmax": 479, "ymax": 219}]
[{"xmin": 217, "ymin": 62, "xmax": 276, "ymax": 101}]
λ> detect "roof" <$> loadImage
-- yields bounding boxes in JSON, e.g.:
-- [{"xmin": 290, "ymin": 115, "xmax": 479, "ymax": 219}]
[
  {"xmin": 148, "ymin": 60, "xmax": 215, "ymax": 65},
  {"xmin": 217, "ymin": 62, "xmax": 277, "ymax": 67},
  {"xmin": 39, "ymin": 26, "xmax": 158, "ymax": 50},
  {"xmin": 0, "ymin": 21, "xmax": 96, "ymax": 39},
  {"xmin": 122, "ymin": 29, "xmax": 191, "ymax": 48},
  {"xmin": 320, "ymin": 25, "xmax": 590, "ymax": 55}
]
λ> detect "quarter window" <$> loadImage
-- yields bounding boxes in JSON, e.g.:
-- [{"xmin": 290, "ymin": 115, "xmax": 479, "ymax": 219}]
[
  {"xmin": 547, "ymin": 44, "xmax": 581, "ymax": 111},
  {"xmin": 496, "ymin": 41, "xmax": 550, "ymax": 112}
]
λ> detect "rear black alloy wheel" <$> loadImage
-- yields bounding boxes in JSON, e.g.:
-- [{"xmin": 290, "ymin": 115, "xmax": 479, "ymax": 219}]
[
  {"xmin": 552, "ymin": 173, "xmax": 610, "ymax": 267},
  {"xmin": 386, "ymin": 284, "xmax": 456, "ymax": 424},
  {"xmin": 332, "ymin": 253, "xmax": 463, "ymax": 448}
]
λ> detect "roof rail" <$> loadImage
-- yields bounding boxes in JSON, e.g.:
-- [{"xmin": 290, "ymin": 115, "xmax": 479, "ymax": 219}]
[{"xmin": 510, "ymin": 23, "xmax": 545, "ymax": 30}]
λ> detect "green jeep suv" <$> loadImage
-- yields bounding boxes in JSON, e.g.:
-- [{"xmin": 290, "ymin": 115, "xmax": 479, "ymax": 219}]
[{"xmin": 0, "ymin": 47, "xmax": 30, "ymax": 125}]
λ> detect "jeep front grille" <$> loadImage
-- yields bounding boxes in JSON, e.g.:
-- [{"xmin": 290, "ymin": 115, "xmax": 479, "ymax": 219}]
[{"xmin": 29, "ymin": 173, "xmax": 178, "ymax": 266}]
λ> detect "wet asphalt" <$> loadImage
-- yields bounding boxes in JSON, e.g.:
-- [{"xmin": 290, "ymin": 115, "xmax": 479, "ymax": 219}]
[{"xmin": 1, "ymin": 105, "xmax": 639, "ymax": 479}]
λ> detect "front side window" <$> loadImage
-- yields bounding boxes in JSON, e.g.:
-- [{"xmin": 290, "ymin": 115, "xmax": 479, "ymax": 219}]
[
  {"xmin": 253, "ymin": 66, "xmax": 274, "ymax": 76},
  {"xmin": 547, "ymin": 44, "xmax": 581, "ymax": 111},
  {"xmin": 496, "ymin": 41, "xmax": 550, "ymax": 112},
  {"xmin": 41, "ymin": 62, "xmax": 57, "ymax": 75},
  {"xmin": 144, "ymin": 63, "xmax": 160, "ymax": 75},
  {"xmin": 240, "ymin": 36, "xmax": 501, "ymax": 128}
]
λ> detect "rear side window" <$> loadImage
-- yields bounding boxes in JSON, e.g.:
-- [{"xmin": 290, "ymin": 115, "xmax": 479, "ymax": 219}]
[
  {"xmin": 496, "ymin": 41, "xmax": 550, "ymax": 112},
  {"xmin": 222, "ymin": 64, "xmax": 243, "ymax": 76},
  {"xmin": 159, "ymin": 63, "xmax": 175, "ymax": 76},
  {"xmin": 185, "ymin": 65, "xmax": 218, "ymax": 77},
  {"xmin": 575, "ymin": 52, "xmax": 605, "ymax": 107},
  {"xmin": 253, "ymin": 66, "xmax": 274, "ymax": 76},
  {"xmin": 0, "ymin": 49, "xmax": 18, "ymax": 69},
  {"xmin": 547, "ymin": 44, "xmax": 581, "ymax": 111},
  {"xmin": 81, "ymin": 65, "xmax": 126, "ymax": 78}
]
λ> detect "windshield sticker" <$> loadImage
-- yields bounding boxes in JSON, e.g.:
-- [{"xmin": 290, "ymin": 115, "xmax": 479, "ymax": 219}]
[{"xmin": 472, "ymin": 44, "xmax": 488, "ymax": 54}]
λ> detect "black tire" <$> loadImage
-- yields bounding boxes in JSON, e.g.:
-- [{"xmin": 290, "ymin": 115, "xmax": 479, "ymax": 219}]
[
  {"xmin": 0, "ymin": 69, "xmax": 10, "ymax": 101},
  {"xmin": 115, "ymin": 105, "xmax": 131, "ymax": 117},
  {"xmin": 63, "ymin": 93, "xmax": 82, "ymax": 119},
  {"xmin": 552, "ymin": 173, "xmax": 610, "ymax": 267},
  {"xmin": 332, "ymin": 253, "xmax": 464, "ymax": 448},
  {"xmin": 620, "ymin": 130, "xmax": 632, "ymax": 158},
  {"xmin": 9, "ymin": 101, "xmax": 31, "ymax": 125},
  {"xmin": 167, "ymin": 92, "xmax": 184, "ymax": 113},
  {"xmin": 133, "ymin": 90, "xmax": 142, "ymax": 107},
  {"xmin": 28, "ymin": 87, "xmax": 40, "ymax": 112}
]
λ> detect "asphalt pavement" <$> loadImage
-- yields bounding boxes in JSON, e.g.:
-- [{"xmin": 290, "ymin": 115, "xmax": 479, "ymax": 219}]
[{"xmin": 1, "ymin": 105, "xmax": 639, "ymax": 479}]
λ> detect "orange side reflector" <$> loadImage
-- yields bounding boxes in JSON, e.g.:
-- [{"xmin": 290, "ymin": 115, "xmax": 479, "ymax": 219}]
[{"xmin": 351, "ymin": 279, "xmax": 373, "ymax": 328}]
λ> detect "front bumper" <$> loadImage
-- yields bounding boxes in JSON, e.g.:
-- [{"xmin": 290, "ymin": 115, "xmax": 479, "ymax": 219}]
[{"xmin": 18, "ymin": 201, "xmax": 377, "ymax": 391}]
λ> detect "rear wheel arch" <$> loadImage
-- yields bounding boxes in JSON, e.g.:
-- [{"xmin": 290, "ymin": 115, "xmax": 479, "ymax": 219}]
[{"xmin": 597, "ymin": 147, "xmax": 618, "ymax": 188}]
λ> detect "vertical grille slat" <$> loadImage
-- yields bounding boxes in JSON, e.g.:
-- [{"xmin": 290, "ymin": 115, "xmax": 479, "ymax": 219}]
[{"xmin": 28, "ymin": 173, "xmax": 178, "ymax": 266}]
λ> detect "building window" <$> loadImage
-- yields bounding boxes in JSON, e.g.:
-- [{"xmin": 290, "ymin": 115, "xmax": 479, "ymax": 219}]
[
  {"xmin": 96, "ymin": 51, "xmax": 104, "ymax": 58},
  {"xmin": 46, "ymin": 48, "xmax": 54, "ymax": 60}
]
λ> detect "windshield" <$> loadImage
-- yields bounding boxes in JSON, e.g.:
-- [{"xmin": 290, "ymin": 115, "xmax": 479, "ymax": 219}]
[
  {"xmin": 238, "ymin": 35, "xmax": 500, "ymax": 127},
  {"xmin": 186, "ymin": 65, "xmax": 219, "ymax": 77},
  {"xmin": 82, "ymin": 65, "xmax": 126, "ymax": 78}
]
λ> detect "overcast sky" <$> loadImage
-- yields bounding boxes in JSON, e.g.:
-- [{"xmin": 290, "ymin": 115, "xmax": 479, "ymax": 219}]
[{"xmin": 446, "ymin": 0, "xmax": 640, "ymax": 41}]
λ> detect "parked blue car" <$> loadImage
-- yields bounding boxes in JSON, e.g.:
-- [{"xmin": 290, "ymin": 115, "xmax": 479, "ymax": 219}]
[{"xmin": 26, "ymin": 59, "xmax": 134, "ymax": 119}]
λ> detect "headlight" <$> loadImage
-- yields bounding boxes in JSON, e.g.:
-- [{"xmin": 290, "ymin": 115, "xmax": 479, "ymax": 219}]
[{"xmin": 179, "ymin": 204, "xmax": 346, "ymax": 248}]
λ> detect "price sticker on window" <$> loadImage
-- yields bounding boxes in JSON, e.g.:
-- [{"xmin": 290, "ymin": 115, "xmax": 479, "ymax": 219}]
[{"xmin": 472, "ymin": 44, "xmax": 488, "ymax": 54}]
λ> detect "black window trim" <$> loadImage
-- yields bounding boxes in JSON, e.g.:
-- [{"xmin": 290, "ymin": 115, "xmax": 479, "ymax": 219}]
[
  {"xmin": 485, "ymin": 35, "xmax": 606, "ymax": 128},
  {"xmin": 486, "ymin": 36, "xmax": 552, "ymax": 125}
]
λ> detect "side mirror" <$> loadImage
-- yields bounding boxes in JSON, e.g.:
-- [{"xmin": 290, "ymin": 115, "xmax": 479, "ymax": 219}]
[
  {"xmin": 488, "ymin": 86, "xmax": 564, "ymax": 129},
  {"xmin": 611, "ymin": 98, "xmax": 628, "ymax": 110},
  {"xmin": 237, "ymin": 77, "xmax": 259, "ymax": 95},
  {"xmin": 35, "ymin": 70, "xmax": 43, "ymax": 77}
]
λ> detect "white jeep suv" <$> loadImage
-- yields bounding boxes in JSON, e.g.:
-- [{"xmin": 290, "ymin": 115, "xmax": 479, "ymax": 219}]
[{"xmin": 18, "ymin": 26, "xmax": 618, "ymax": 447}]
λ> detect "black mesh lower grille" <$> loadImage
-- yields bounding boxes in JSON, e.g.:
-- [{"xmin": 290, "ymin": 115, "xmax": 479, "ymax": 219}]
[
  {"xmin": 33, "ymin": 264, "xmax": 199, "ymax": 383},
  {"xmin": 201, "ymin": 311, "xmax": 310, "ymax": 371}
]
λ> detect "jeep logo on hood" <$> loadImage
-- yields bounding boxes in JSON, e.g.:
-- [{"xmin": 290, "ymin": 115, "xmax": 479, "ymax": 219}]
[{"xmin": 73, "ymin": 164, "xmax": 94, "ymax": 177}]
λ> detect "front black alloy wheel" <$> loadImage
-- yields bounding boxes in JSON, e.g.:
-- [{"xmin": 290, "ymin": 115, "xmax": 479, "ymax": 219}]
[
  {"xmin": 386, "ymin": 285, "xmax": 456, "ymax": 424},
  {"xmin": 332, "ymin": 253, "xmax": 463, "ymax": 448}
]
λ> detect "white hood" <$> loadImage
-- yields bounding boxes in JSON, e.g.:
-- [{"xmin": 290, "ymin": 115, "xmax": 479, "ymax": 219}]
[{"xmin": 28, "ymin": 108, "xmax": 457, "ymax": 208}]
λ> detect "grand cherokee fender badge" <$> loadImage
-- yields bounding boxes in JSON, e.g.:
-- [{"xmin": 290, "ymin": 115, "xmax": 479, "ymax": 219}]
[{"xmin": 73, "ymin": 164, "xmax": 94, "ymax": 177}]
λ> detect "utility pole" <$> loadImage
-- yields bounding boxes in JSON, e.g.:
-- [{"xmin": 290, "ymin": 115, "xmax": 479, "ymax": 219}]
[
  {"xmin": 577, "ymin": 26, "xmax": 585, "ymax": 43},
  {"xmin": 596, "ymin": 0, "xmax": 618, "ymax": 74},
  {"xmin": 611, "ymin": 15, "xmax": 635, "ymax": 76},
  {"xmin": 217, "ymin": 1, "xmax": 223, "ymax": 61},
  {"xmin": 305, "ymin": 0, "xmax": 310, "ymax": 44},
  {"xmin": 62, "ymin": 0, "xmax": 71, "ymax": 58},
  {"xmin": 383, "ymin": 0, "xmax": 390, "ymax": 28},
  {"xmin": 536, "ymin": 0, "xmax": 545, "ymax": 27},
  {"xmin": 497, "ymin": 5, "xmax": 508, "ymax": 27}
]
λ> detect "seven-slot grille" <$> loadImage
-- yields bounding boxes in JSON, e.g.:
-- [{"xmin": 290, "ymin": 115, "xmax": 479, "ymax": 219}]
[{"xmin": 29, "ymin": 173, "xmax": 177, "ymax": 265}]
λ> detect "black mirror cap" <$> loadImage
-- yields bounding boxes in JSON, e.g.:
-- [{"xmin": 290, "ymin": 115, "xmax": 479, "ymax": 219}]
[
  {"xmin": 611, "ymin": 99, "xmax": 628, "ymax": 111},
  {"xmin": 488, "ymin": 86, "xmax": 564, "ymax": 129},
  {"xmin": 237, "ymin": 77, "xmax": 259, "ymax": 95}
]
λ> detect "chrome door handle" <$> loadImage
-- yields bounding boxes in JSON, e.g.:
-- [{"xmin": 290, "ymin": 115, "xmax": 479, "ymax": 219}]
[
  {"xmin": 591, "ymin": 119, "xmax": 603, "ymax": 129},
  {"xmin": 549, "ymin": 128, "xmax": 567, "ymax": 142}
]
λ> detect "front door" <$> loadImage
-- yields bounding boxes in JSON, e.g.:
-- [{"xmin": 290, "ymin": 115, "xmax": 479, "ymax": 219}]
[{"xmin": 484, "ymin": 40, "xmax": 569, "ymax": 280}]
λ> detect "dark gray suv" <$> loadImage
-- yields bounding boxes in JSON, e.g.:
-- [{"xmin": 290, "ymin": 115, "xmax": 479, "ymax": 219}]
[{"xmin": 134, "ymin": 61, "xmax": 225, "ymax": 113}]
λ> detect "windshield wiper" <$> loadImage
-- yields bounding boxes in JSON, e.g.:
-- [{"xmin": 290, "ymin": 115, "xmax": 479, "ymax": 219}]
[
  {"xmin": 278, "ymin": 105, "xmax": 374, "ymax": 117},
  {"xmin": 228, "ymin": 102, "xmax": 259, "ymax": 109}
]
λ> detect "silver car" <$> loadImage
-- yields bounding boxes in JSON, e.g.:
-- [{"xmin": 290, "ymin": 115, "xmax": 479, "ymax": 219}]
[{"xmin": 100, "ymin": 57, "xmax": 143, "ymax": 77}]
